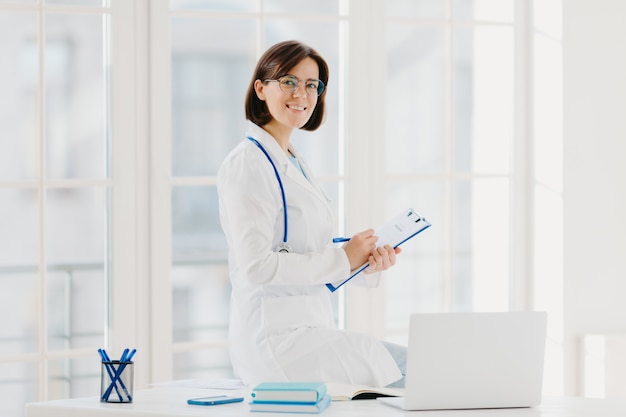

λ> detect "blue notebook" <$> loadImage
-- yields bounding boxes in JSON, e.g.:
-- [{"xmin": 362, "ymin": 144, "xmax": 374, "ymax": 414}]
[
  {"xmin": 326, "ymin": 208, "xmax": 431, "ymax": 292},
  {"xmin": 250, "ymin": 394, "xmax": 332, "ymax": 413},
  {"xmin": 251, "ymin": 382, "xmax": 327, "ymax": 404}
]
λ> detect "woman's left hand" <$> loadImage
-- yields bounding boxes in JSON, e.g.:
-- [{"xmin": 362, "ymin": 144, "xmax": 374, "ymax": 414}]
[{"xmin": 365, "ymin": 244, "xmax": 401, "ymax": 273}]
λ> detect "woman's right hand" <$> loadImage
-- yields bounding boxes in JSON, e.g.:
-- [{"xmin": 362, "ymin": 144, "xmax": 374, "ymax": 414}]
[{"xmin": 342, "ymin": 229, "xmax": 378, "ymax": 270}]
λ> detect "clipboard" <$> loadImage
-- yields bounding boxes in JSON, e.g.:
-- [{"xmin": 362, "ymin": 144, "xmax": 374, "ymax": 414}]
[{"xmin": 326, "ymin": 208, "xmax": 431, "ymax": 292}]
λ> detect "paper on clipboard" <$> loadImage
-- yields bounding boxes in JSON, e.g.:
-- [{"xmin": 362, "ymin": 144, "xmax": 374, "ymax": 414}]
[{"xmin": 326, "ymin": 208, "xmax": 431, "ymax": 292}]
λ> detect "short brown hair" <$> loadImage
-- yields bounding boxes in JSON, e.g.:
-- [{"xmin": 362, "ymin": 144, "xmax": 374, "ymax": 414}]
[{"xmin": 245, "ymin": 40, "xmax": 329, "ymax": 131}]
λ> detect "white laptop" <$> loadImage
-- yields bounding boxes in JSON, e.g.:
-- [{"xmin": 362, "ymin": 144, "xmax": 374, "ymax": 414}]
[{"xmin": 378, "ymin": 311, "xmax": 547, "ymax": 411}]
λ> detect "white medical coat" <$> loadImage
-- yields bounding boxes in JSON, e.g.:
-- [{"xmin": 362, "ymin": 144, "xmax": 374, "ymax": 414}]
[{"xmin": 217, "ymin": 121, "xmax": 401, "ymax": 387}]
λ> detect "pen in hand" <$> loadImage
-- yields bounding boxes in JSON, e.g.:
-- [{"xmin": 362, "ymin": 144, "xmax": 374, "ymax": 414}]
[{"xmin": 332, "ymin": 237, "xmax": 351, "ymax": 243}]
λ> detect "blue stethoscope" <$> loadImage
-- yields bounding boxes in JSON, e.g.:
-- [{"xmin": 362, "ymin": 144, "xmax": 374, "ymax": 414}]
[{"xmin": 247, "ymin": 136, "xmax": 293, "ymax": 253}]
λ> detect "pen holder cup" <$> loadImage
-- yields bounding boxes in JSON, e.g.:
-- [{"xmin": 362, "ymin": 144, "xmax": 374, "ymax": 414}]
[{"xmin": 100, "ymin": 360, "xmax": 134, "ymax": 403}]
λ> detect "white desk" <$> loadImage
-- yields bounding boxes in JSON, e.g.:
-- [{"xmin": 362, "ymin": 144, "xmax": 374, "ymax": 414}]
[{"xmin": 25, "ymin": 387, "xmax": 626, "ymax": 417}]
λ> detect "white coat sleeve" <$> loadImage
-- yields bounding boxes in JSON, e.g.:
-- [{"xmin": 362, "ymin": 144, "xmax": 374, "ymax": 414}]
[{"xmin": 218, "ymin": 148, "xmax": 351, "ymax": 287}]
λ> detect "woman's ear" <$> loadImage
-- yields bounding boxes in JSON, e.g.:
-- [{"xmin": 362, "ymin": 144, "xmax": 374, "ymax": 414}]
[{"xmin": 254, "ymin": 79, "xmax": 265, "ymax": 101}]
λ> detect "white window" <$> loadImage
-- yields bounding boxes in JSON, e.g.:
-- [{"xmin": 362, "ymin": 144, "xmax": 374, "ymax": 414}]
[{"xmin": 0, "ymin": 1, "xmax": 116, "ymax": 416}]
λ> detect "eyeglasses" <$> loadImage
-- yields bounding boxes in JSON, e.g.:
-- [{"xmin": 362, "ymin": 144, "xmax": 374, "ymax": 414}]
[{"xmin": 264, "ymin": 75, "xmax": 325, "ymax": 97}]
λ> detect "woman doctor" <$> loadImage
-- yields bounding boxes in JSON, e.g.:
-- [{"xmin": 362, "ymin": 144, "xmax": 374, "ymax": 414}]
[{"xmin": 217, "ymin": 40, "xmax": 404, "ymax": 387}]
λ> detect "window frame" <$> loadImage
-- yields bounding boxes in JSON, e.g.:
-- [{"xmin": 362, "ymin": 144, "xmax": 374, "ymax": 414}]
[{"xmin": 143, "ymin": 0, "xmax": 547, "ymax": 379}]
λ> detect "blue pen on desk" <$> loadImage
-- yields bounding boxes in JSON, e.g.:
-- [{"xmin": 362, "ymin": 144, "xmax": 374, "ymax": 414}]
[{"xmin": 332, "ymin": 237, "xmax": 350, "ymax": 243}]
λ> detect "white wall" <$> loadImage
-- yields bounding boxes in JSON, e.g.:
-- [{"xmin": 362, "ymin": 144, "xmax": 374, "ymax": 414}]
[{"xmin": 563, "ymin": 0, "xmax": 626, "ymax": 396}]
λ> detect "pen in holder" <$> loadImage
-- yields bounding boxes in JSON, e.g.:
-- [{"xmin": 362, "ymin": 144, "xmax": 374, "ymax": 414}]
[{"xmin": 99, "ymin": 348, "xmax": 136, "ymax": 403}]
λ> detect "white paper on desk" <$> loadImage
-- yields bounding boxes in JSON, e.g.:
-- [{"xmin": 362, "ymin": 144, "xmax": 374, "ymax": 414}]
[
  {"xmin": 326, "ymin": 208, "xmax": 431, "ymax": 292},
  {"xmin": 149, "ymin": 378, "xmax": 246, "ymax": 390}
]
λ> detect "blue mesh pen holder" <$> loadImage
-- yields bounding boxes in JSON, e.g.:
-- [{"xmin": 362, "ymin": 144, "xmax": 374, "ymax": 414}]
[{"xmin": 100, "ymin": 360, "xmax": 134, "ymax": 403}]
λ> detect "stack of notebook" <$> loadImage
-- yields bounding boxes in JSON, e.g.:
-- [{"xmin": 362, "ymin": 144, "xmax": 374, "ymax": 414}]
[{"xmin": 249, "ymin": 382, "xmax": 331, "ymax": 413}]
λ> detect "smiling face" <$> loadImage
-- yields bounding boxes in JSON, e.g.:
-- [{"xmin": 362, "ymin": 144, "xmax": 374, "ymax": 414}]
[{"xmin": 254, "ymin": 57, "xmax": 320, "ymax": 141}]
